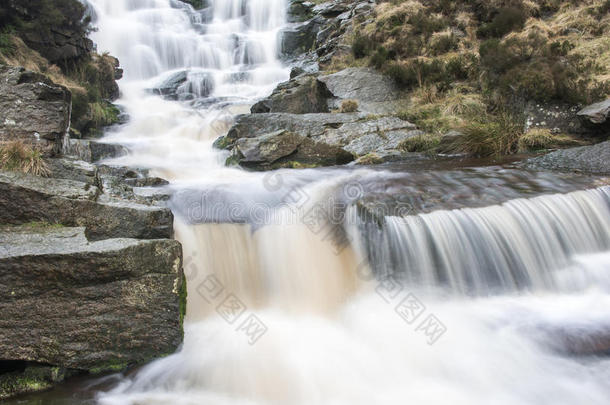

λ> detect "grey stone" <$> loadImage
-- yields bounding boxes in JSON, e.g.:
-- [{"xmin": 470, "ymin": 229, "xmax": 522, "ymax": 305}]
[
  {"xmin": 577, "ymin": 98, "xmax": 610, "ymax": 125},
  {"xmin": 251, "ymin": 74, "xmax": 331, "ymax": 113},
  {"xmin": 0, "ymin": 170, "xmax": 173, "ymax": 241},
  {"xmin": 318, "ymin": 68, "xmax": 405, "ymax": 113},
  {"xmin": 0, "ymin": 66, "xmax": 71, "ymax": 157},
  {"xmin": 523, "ymin": 140, "xmax": 610, "ymax": 175},
  {"xmin": 0, "ymin": 226, "xmax": 184, "ymax": 372}
]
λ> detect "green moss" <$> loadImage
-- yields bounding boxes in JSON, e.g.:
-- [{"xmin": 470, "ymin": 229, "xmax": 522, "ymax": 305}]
[
  {"xmin": 178, "ymin": 275, "xmax": 187, "ymax": 335},
  {"xmin": 89, "ymin": 361, "xmax": 129, "ymax": 375}
]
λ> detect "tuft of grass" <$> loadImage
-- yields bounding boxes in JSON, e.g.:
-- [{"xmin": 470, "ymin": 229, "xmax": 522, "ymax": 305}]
[
  {"xmin": 0, "ymin": 140, "xmax": 51, "ymax": 177},
  {"xmin": 399, "ymin": 133, "xmax": 441, "ymax": 152},
  {"xmin": 447, "ymin": 111, "xmax": 524, "ymax": 157},
  {"xmin": 518, "ymin": 128, "xmax": 582, "ymax": 152},
  {"xmin": 340, "ymin": 99, "xmax": 359, "ymax": 113}
]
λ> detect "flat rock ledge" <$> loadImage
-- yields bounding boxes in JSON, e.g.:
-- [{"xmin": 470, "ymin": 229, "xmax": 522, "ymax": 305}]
[
  {"xmin": 523, "ymin": 140, "xmax": 610, "ymax": 175},
  {"xmin": 0, "ymin": 226, "xmax": 185, "ymax": 399}
]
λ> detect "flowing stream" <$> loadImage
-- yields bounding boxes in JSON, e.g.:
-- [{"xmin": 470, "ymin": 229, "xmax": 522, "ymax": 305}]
[{"xmin": 15, "ymin": 0, "xmax": 610, "ymax": 403}]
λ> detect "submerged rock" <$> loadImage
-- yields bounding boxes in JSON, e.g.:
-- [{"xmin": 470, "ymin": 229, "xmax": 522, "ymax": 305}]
[
  {"xmin": 0, "ymin": 66, "xmax": 71, "ymax": 157},
  {"xmin": 0, "ymin": 226, "xmax": 184, "ymax": 373}
]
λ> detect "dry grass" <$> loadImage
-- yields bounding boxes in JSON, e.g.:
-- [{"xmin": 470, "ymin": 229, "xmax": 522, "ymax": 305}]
[
  {"xmin": 0, "ymin": 35, "xmax": 84, "ymax": 93},
  {"xmin": 399, "ymin": 133, "xmax": 441, "ymax": 152},
  {"xmin": 518, "ymin": 129, "xmax": 582, "ymax": 152},
  {"xmin": 0, "ymin": 140, "xmax": 50, "ymax": 177},
  {"xmin": 340, "ymin": 99, "xmax": 359, "ymax": 113}
]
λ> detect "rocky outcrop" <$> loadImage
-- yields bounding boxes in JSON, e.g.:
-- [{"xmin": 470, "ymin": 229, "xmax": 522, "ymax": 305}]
[
  {"xmin": 0, "ymin": 168, "xmax": 173, "ymax": 241},
  {"xmin": 0, "ymin": 226, "xmax": 185, "ymax": 373},
  {"xmin": 2, "ymin": 0, "xmax": 93, "ymax": 67},
  {"xmin": 577, "ymin": 98, "xmax": 610, "ymax": 133},
  {"xmin": 229, "ymin": 129, "xmax": 354, "ymax": 169},
  {"xmin": 251, "ymin": 74, "xmax": 331, "ymax": 113},
  {"xmin": 219, "ymin": 112, "xmax": 418, "ymax": 167},
  {"xmin": 523, "ymin": 140, "xmax": 610, "ymax": 175},
  {"xmin": 281, "ymin": 0, "xmax": 375, "ymax": 64},
  {"xmin": 318, "ymin": 67, "xmax": 405, "ymax": 114},
  {"xmin": 0, "ymin": 66, "xmax": 71, "ymax": 157}
]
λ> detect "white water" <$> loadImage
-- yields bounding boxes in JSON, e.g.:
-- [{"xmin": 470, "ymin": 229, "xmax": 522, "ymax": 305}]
[{"xmin": 81, "ymin": 1, "xmax": 610, "ymax": 404}]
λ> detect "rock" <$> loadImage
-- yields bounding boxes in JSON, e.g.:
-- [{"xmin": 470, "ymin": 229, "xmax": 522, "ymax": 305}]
[
  {"xmin": 0, "ymin": 66, "xmax": 71, "ymax": 157},
  {"xmin": 523, "ymin": 140, "xmax": 610, "ymax": 175},
  {"xmin": 318, "ymin": 68, "xmax": 405, "ymax": 113},
  {"xmin": 577, "ymin": 98, "xmax": 610, "ymax": 126},
  {"xmin": 251, "ymin": 74, "xmax": 331, "ymax": 113},
  {"xmin": 0, "ymin": 363, "xmax": 72, "ymax": 400},
  {"xmin": 287, "ymin": 0, "xmax": 315, "ymax": 23},
  {"xmin": 439, "ymin": 130, "xmax": 464, "ymax": 151},
  {"xmin": 523, "ymin": 102, "xmax": 585, "ymax": 135},
  {"xmin": 222, "ymin": 112, "xmax": 417, "ymax": 158},
  {"xmin": 281, "ymin": 18, "xmax": 324, "ymax": 56},
  {"xmin": 46, "ymin": 158, "xmax": 98, "ymax": 185},
  {"xmin": 149, "ymin": 70, "xmax": 214, "ymax": 100},
  {"xmin": 63, "ymin": 138, "xmax": 128, "ymax": 162},
  {"xmin": 312, "ymin": 1, "xmax": 351, "ymax": 18},
  {"xmin": 231, "ymin": 129, "xmax": 354, "ymax": 169},
  {"xmin": 0, "ymin": 170, "xmax": 173, "ymax": 241},
  {"xmin": 0, "ymin": 226, "xmax": 185, "ymax": 373}
]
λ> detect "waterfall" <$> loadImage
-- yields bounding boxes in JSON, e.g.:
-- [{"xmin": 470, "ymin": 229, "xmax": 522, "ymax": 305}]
[
  {"xmin": 369, "ymin": 187, "xmax": 610, "ymax": 294},
  {"xmin": 60, "ymin": 1, "xmax": 610, "ymax": 405}
]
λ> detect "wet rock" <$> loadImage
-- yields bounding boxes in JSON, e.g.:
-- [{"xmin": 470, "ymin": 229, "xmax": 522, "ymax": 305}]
[
  {"xmin": 523, "ymin": 140, "xmax": 610, "ymax": 175},
  {"xmin": 63, "ymin": 138, "xmax": 128, "ymax": 162},
  {"xmin": 0, "ymin": 170, "xmax": 173, "ymax": 241},
  {"xmin": 0, "ymin": 226, "xmax": 184, "ymax": 373},
  {"xmin": 280, "ymin": 19, "xmax": 324, "ymax": 56},
  {"xmin": 149, "ymin": 70, "xmax": 214, "ymax": 100},
  {"xmin": 0, "ymin": 66, "xmax": 71, "ymax": 157},
  {"xmin": 46, "ymin": 158, "xmax": 98, "ymax": 185},
  {"xmin": 318, "ymin": 68, "xmax": 405, "ymax": 114},
  {"xmin": 251, "ymin": 74, "xmax": 332, "ymax": 113},
  {"xmin": 231, "ymin": 129, "xmax": 354, "ymax": 169},
  {"xmin": 0, "ymin": 363, "xmax": 72, "ymax": 400}
]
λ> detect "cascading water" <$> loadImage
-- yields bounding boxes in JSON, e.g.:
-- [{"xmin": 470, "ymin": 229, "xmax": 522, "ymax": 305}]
[{"xmin": 27, "ymin": 1, "xmax": 608, "ymax": 404}]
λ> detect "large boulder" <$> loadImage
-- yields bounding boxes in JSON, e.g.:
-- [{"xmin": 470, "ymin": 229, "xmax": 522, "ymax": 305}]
[
  {"xmin": 318, "ymin": 67, "xmax": 405, "ymax": 114},
  {"xmin": 251, "ymin": 74, "xmax": 331, "ymax": 113},
  {"xmin": 0, "ymin": 225, "xmax": 185, "ymax": 374},
  {"xmin": 221, "ymin": 112, "xmax": 418, "ymax": 158},
  {"xmin": 230, "ymin": 129, "xmax": 354, "ymax": 169},
  {"xmin": 0, "ymin": 170, "xmax": 173, "ymax": 241},
  {"xmin": 577, "ymin": 98, "xmax": 610, "ymax": 132},
  {"xmin": 0, "ymin": 66, "xmax": 71, "ymax": 156},
  {"xmin": 523, "ymin": 140, "xmax": 610, "ymax": 175}
]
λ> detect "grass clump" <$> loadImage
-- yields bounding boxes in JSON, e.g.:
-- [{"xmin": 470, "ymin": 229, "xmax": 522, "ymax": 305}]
[
  {"xmin": 340, "ymin": 99, "xmax": 359, "ymax": 113},
  {"xmin": 0, "ymin": 140, "xmax": 50, "ymax": 177},
  {"xmin": 448, "ymin": 111, "xmax": 524, "ymax": 157},
  {"xmin": 517, "ymin": 128, "xmax": 581, "ymax": 151},
  {"xmin": 399, "ymin": 133, "xmax": 442, "ymax": 152}
]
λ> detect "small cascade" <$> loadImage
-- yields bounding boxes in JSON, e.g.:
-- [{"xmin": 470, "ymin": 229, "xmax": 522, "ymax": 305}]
[{"xmin": 364, "ymin": 187, "xmax": 610, "ymax": 294}]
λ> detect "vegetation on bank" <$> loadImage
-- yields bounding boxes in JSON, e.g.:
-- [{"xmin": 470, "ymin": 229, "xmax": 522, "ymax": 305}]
[
  {"xmin": 0, "ymin": 140, "xmax": 50, "ymax": 177},
  {"xmin": 0, "ymin": 0, "xmax": 121, "ymax": 137},
  {"xmin": 341, "ymin": 0, "xmax": 610, "ymax": 156}
]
